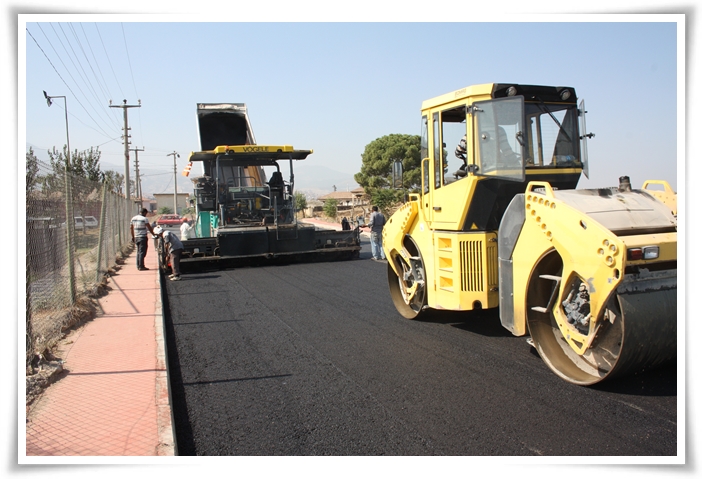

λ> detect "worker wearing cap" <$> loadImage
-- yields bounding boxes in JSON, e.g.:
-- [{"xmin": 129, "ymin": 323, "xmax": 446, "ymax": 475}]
[{"xmin": 155, "ymin": 227, "xmax": 185, "ymax": 281}]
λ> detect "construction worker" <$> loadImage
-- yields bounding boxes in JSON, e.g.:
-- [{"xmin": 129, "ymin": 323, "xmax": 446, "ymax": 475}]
[
  {"xmin": 130, "ymin": 208, "xmax": 156, "ymax": 271},
  {"xmin": 154, "ymin": 227, "xmax": 184, "ymax": 281},
  {"xmin": 180, "ymin": 218, "xmax": 194, "ymax": 241}
]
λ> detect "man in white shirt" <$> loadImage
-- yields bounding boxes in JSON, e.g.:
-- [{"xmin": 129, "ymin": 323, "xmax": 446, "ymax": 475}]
[
  {"xmin": 130, "ymin": 208, "xmax": 156, "ymax": 271},
  {"xmin": 180, "ymin": 218, "xmax": 195, "ymax": 241}
]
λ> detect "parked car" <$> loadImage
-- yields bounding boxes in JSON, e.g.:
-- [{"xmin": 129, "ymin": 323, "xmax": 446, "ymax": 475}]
[
  {"xmin": 72, "ymin": 216, "xmax": 98, "ymax": 230},
  {"xmin": 83, "ymin": 216, "xmax": 98, "ymax": 228},
  {"xmin": 157, "ymin": 214, "xmax": 185, "ymax": 226},
  {"xmin": 27, "ymin": 217, "xmax": 59, "ymax": 229},
  {"xmin": 62, "ymin": 216, "xmax": 99, "ymax": 230}
]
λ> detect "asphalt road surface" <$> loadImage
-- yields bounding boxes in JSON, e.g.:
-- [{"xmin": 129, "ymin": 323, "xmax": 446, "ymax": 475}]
[{"xmin": 162, "ymin": 238, "xmax": 678, "ymax": 457}]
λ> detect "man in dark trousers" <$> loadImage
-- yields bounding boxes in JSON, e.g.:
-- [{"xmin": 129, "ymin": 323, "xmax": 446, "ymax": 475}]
[{"xmin": 130, "ymin": 208, "xmax": 155, "ymax": 271}]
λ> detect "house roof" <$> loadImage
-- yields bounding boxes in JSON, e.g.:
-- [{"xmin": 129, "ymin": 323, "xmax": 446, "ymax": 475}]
[
  {"xmin": 318, "ymin": 188, "xmax": 367, "ymax": 201},
  {"xmin": 318, "ymin": 191, "xmax": 355, "ymax": 201}
]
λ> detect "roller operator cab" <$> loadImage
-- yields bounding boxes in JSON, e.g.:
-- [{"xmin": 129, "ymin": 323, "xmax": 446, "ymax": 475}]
[{"xmin": 384, "ymin": 83, "xmax": 677, "ymax": 385}]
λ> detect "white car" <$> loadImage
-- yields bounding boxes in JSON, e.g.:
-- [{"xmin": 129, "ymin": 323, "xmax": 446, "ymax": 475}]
[{"xmin": 73, "ymin": 216, "xmax": 98, "ymax": 230}]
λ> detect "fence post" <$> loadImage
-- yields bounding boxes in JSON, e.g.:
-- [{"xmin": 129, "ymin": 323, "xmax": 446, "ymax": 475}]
[
  {"xmin": 110, "ymin": 194, "xmax": 116, "ymax": 260},
  {"xmin": 96, "ymin": 183, "xmax": 108, "ymax": 283},
  {"xmin": 118, "ymin": 194, "xmax": 123, "ymax": 247},
  {"xmin": 65, "ymin": 171, "xmax": 76, "ymax": 303},
  {"xmin": 26, "ymin": 240, "xmax": 33, "ymax": 363}
]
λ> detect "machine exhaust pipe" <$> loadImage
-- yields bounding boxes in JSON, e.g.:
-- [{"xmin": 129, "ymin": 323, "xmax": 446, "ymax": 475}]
[{"xmin": 618, "ymin": 176, "xmax": 632, "ymax": 192}]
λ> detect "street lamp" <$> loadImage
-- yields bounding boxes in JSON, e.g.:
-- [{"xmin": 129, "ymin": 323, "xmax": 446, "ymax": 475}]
[
  {"xmin": 43, "ymin": 90, "xmax": 76, "ymax": 302},
  {"xmin": 43, "ymin": 91, "xmax": 71, "ymax": 167}
]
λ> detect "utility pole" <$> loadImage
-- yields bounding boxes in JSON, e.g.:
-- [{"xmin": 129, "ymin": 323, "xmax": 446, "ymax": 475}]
[
  {"xmin": 130, "ymin": 146, "xmax": 145, "ymax": 210},
  {"xmin": 110, "ymin": 99, "xmax": 141, "ymax": 212},
  {"xmin": 167, "ymin": 151, "xmax": 180, "ymax": 214}
]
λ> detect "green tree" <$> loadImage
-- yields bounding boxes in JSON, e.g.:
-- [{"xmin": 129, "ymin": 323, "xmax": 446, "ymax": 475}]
[
  {"xmin": 47, "ymin": 145, "xmax": 101, "ymax": 180},
  {"xmin": 369, "ymin": 188, "xmax": 399, "ymax": 215},
  {"xmin": 101, "ymin": 170, "xmax": 124, "ymax": 195},
  {"xmin": 354, "ymin": 134, "xmax": 421, "ymax": 213},
  {"xmin": 157, "ymin": 206, "xmax": 173, "ymax": 215},
  {"xmin": 323, "ymin": 198, "xmax": 338, "ymax": 219},
  {"xmin": 80, "ymin": 146, "xmax": 102, "ymax": 182},
  {"xmin": 294, "ymin": 192, "xmax": 307, "ymax": 217},
  {"xmin": 26, "ymin": 147, "xmax": 40, "ymax": 195},
  {"xmin": 354, "ymin": 134, "xmax": 422, "ymax": 191}
]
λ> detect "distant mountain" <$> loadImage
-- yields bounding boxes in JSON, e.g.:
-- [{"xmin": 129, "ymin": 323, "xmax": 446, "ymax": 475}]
[
  {"xmin": 140, "ymin": 175, "xmax": 194, "ymax": 199},
  {"xmin": 289, "ymin": 164, "xmax": 360, "ymax": 199},
  {"xmin": 140, "ymin": 163, "xmax": 359, "ymax": 200}
]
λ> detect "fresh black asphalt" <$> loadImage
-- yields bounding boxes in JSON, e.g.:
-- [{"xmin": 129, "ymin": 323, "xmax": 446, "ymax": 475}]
[{"xmin": 163, "ymin": 238, "xmax": 677, "ymax": 456}]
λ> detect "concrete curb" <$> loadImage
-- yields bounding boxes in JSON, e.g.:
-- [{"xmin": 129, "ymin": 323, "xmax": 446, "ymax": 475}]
[{"xmin": 155, "ymin": 269, "xmax": 175, "ymax": 456}]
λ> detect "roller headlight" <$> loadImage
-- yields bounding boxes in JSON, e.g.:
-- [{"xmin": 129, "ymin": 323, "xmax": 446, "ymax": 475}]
[{"xmin": 627, "ymin": 246, "xmax": 659, "ymax": 261}]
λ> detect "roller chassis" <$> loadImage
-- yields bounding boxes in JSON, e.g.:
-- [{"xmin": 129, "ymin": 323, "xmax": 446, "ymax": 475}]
[{"xmin": 383, "ymin": 83, "xmax": 677, "ymax": 385}]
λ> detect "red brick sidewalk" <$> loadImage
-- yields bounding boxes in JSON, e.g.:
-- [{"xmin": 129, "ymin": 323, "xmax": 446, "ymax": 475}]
[{"xmin": 24, "ymin": 246, "xmax": 173, "ymax": 457}]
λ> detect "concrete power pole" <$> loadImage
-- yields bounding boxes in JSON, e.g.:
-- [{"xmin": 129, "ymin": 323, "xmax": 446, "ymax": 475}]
[
  {"xmin": 130, "ymin": 146, "xmax": 145, "ymax": 210},
  {"xmin": 110, "ymin": 99, "xmax": 141, "ymax": 212},
  {"xmin": 168, "ymin": 151, "xmax": 180, "ymax": 214}
]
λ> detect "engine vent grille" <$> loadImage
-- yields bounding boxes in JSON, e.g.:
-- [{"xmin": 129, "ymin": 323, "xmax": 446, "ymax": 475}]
[
  {"xmin": 460, "ymin": 240, "xmax": 483, "ymax": 292},
  {"xmin": 460, "ymin": 240, "xmax": 498, "ymax": 292}
]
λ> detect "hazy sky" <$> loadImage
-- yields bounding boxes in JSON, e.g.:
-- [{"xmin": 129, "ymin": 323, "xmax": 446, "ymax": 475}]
[{"xmin": 21, "ymin": 15, "xmax": 681, "ymax": 196}]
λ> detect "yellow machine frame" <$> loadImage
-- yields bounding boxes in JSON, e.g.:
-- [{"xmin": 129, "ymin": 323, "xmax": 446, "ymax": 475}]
[{"xmin": 383, "ymin": 83, "xmax": 677, "ymax": 385}]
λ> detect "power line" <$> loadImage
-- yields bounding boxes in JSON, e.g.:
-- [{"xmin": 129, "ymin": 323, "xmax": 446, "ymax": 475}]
[
  {"xmin": 121, "ymin": 23, "xmax": 140, "ymax": 101},
  {"xmin": 59, "ymin": 25, "xmax": 102, "ymax": 114},
  {"xmin": 32, "ymin": 24, "xmax": 116, "ymax": 140},
  {"xmin": 27, "ymin": 27, "xmax": 71, "ymax": 97},
  {"xmin": 48, "ymin": 23, "xmax": 116, "ymax": 134},
  {"xmin": 79, "ymin": 24, "xmax": 114, "ymax": 107},
  {"xmin": 59, "ymin": 23, "xmax": 122, "ymax": 134},
  {"xmin": 66, "ymin": 23, "xmax": 121, "ymax": 131},
  {"xmin": 120, "ymin": 23, "xmax": 144, "ymax": 147},
  {"xmin": 95, "ymin": 23, "xmax": 125, "ymax": 100}
]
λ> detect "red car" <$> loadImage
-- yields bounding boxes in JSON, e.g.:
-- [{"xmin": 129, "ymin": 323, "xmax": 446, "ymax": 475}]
[{"xmin": 157, "ymin": 214, "xmax": 185, "ymax": 226}]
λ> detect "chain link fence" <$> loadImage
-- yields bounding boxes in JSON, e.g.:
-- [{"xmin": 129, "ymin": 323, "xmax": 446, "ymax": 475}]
[{"xmin": 26, "ymin": 159, "xmax": 134, "ymax": 366}]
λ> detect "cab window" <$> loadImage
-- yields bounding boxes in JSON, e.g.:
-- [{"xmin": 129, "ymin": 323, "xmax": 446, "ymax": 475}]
[
  {"xmin": 420, "ymin": 115, "xmax": 428, "ymax": 160},
  {"xmin": 525, "ymin": 103, "xmax": 581, "ymax": 168},
  {"xmin": 439, "ymin": 106, "xmax": 467, "ymax": 179},
  {"xmin": 473, "ymin": 96, "xmax": 525, "ymax": 182}
]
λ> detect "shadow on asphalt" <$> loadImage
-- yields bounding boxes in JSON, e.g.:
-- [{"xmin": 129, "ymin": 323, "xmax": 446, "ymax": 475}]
[
  {"xmin": 524, "ymin": 344, "xmax": 677, "ymax": 396},
  {"xmin": 589, "ymin": 361, "xmax": 678, "ymax": 397},
  {"xmin": 412, "ymin": 307, "xmax": 513, "ymax": 338},
  {"xmin": 411, "ymin": 306, "xmax": 678, "ymax": 397}
]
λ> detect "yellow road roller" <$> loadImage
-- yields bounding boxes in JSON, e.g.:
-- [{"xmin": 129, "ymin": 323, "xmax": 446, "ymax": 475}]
[{"xmin": 383, "ymin": 83, "xmax": 677, "ymax": 385}]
